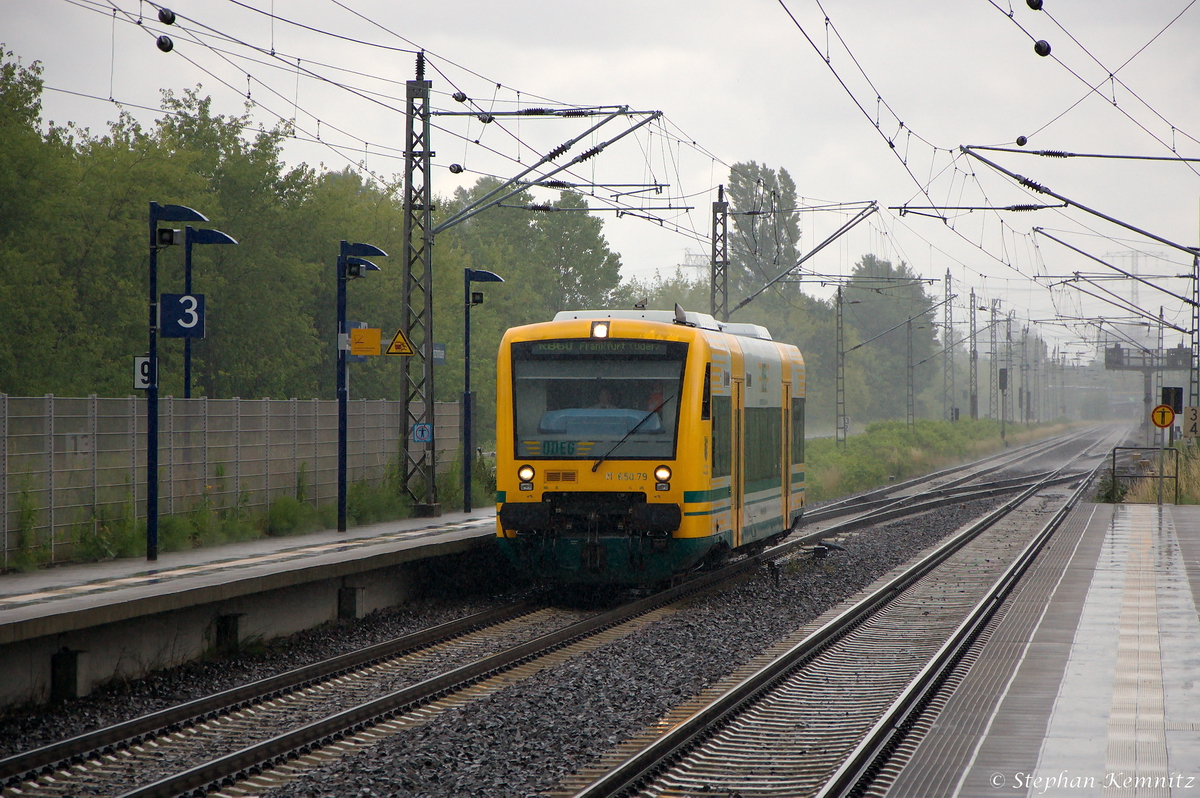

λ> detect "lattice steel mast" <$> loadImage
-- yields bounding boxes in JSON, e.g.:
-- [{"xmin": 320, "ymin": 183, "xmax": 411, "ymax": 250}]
[
  {"xmin": 969, "ymin": 288, "xmax": 978, "ymax": 418},
  {"xmin": 943, "ymin": 270, "xmax": 954, "ymax": 420},
  {"xmin": 401, "ymin": 53, "xmax": 439, "ymax": 515},
  {"xmin": 989, "ymin": 301, "xmax": 1000, "ymax": 420},
  {"xmin": 711, "ymin": 185, "xmax": 729, "ymax": 322}
]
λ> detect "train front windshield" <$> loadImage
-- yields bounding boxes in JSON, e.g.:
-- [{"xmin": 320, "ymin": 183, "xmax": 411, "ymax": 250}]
[{"xmin": 511, "ymin": 339, "xmax": 689, "ymax": 460}]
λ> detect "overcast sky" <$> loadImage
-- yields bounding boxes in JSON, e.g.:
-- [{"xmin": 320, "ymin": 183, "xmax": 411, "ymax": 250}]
[{"xmin": 5, "ymin": 0, "xmax": 1200, "ymax": 358}]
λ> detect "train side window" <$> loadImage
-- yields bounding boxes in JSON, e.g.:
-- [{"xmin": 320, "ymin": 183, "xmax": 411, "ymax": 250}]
[
  {"xmin": 791, "ymin": 397, "xmax": 805, "ymax": 464},
  {"xmin": 745, "ymin": 407, "xmax": 782, "ymax": 484},
  {"xmin": 712, "ymin": 394, "xmax": 731, "ymax": 478},
  {"xmin": 701, "ymin": 363, "xmax": 712, "ymax": 420}
]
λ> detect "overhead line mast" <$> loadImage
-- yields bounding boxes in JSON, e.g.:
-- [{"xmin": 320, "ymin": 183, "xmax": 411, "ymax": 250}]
[{"xmin": 401, "ymin": 51, "xmax": 438, "ymax": 514}]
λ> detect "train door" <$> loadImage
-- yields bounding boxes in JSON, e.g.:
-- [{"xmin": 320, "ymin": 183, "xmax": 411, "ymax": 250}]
[
  {"xmin": 732, "ymin": 378, "xmax": 744, "ymax": 548},
  {"xmin": 781, "ymin": 382, "xmax": 791, "ymax": 530}
]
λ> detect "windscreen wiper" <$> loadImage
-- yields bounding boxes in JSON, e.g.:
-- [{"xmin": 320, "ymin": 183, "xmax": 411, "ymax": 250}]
[{"xmin": 591, "ymin": 394, "xmax": 675, "ymax": 473}]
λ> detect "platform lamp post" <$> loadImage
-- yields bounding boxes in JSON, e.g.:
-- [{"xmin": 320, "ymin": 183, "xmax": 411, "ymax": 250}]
[
  {"xmin": 337, "ymin": 241, "xmax": 387, "ymax": 533},
  {"xmin": 462, "ymin": 268, "xmax": 505, "ymax": 513},
  {"xmin": 182, "ymin": 226, "xmax": 238, "ymax": 398},
  {"xmin": 147, "ymin": 202, "xmax": 209, "ymax": 561}
]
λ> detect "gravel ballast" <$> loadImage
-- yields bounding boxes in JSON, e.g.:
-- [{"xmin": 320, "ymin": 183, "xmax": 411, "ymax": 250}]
[
  {"xmin": 0, "ymin": 498, "xmax": 997, "ymax": 795},
  {"xmin": 265, "ymin": 499, "xmax": 998, "ymax": 798}
]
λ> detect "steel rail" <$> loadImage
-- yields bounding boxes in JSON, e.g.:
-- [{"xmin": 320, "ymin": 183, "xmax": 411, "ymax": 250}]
[
  {"xmin": 815, "ymin": 461, "xmax": 1100, "ymax": 797},
  {"xmin": 111, "ymin": 536, "xmax": 805, "ymax": 798},
  {"xmin": 805, "ymin": 426, "xmax": 1091, "ymax": 520},
  {"xmin": 0, "ymin": 602, "xmax": 532, "ymax": 786},
  {"xmin": 569, "ymin": 443, "xmax": 1102, "ymax": 798}
]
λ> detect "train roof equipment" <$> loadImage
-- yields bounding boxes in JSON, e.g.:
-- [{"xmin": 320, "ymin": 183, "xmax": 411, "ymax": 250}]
[{"xmin": 551, "ymin": 308, "xmax": 774, "ymax": 341}]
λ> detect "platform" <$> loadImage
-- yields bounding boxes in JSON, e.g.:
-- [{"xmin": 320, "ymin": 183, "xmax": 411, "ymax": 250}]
[
  {"xmin": 889, "ymin": 502, "xmax": 1200, "ymax": 797},
  {"xmin": 0, "ymin": 509, "xmax": 498, "ymax": 705}
]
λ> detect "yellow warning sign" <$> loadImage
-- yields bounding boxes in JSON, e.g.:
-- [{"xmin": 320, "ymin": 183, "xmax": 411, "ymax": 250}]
[
  {"xmin": 386, "ymin": 328, "xmax": 416, "ymax": 356},
  {"xmin": 349, "ymin": 327, "xmax": 381, "ymax": 356}
]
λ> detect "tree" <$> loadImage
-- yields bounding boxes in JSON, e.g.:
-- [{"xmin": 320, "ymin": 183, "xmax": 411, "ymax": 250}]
[
  {"xmin": 726, "ymin": 161, "xmax": 801, "ymax": 302},
  {"xmin": 843, "ymin": 254, "xmax": 938, "ymax": 420}
]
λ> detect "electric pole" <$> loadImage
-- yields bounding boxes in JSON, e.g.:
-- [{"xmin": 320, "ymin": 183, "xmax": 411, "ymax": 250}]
[
  {"xmin": 969, "ymin": 288, "xmax": 978, "ymax": 418},
  {"xmin": 711, "ymin": 185, "xmax": 729, "ymax": 322},
  {"xmin": 401, "ymin": 52, "xmax": 439, "ymax": 515},
  {"xmin": 836, "ymin": 285, "xmax": 847, "ymax": 447},
  {"xmin": 943, "ymin": 270, "xmax": 954, "ymax": 420}
]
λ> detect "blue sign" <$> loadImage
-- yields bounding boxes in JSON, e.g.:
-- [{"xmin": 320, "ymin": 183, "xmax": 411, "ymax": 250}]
[
  {"xmin": 412, "ymin": 423, "xmax": 433, "ymax": 443},
  {"xmin": 161, "ymin": 294, "xmax": 205, "ymax": 338}
]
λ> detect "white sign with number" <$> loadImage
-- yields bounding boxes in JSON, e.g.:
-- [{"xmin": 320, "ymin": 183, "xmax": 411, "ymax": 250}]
[
  {"xmin": 134, "ymin": 356, "xmax": 150, "ymax": 390},
  {"xmin": 1184, "ymin": 406, "xmax": 1200, "ymax": 438}
]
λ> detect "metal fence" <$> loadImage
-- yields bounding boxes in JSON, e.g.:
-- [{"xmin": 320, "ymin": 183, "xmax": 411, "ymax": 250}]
[{"xmin": 0, "ymin": 395, "xmax": 460, "ymax": 568}]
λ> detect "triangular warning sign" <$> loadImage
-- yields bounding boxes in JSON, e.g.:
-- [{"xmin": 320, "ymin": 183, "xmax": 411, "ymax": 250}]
[{"xmin": 385, "ymin": 328, "xmax": 416, "ymax": 356}]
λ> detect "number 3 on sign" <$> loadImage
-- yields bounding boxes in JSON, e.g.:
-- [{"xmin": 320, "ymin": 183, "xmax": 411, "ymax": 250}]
[{"xmin": 1184, "ymin": 406, "xmax": 1200, "ymax": 438}]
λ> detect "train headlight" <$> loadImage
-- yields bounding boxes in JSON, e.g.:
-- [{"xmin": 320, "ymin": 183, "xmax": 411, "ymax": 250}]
[
  {"xmin": 591, "ymin": 321, "xmax": 609, "ymax": 339},
  {"xmin": 517, "ymin": 464, "xmax": 536, "ymax": 483},
  {"xmin": 654, "ymin": 465, "xmax": 672, "ymax": 490}
]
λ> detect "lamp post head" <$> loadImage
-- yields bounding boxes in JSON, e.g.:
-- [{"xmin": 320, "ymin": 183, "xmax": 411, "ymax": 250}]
[
  {"xmin": 151, "ymin": 203, "xmax": 208, "ymax": 223},
  {"xmin": 466, "ymin": 268, "xmax": 504, "ymax": 284},
  {"xmin": 188, "ymin": 228, "xmax": 238, "ymax": 246},
  {"xmin": 342, "ymin": 241, "xmax": 388, "ymax": 258},
  {"xmin": 345, "ymin": 257, "xmax": 381, "ymax": 279}
]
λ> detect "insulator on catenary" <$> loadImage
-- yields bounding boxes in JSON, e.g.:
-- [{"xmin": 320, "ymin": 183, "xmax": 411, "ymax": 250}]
[
  {"xmin": 1026, "ymin": 0, "xmax": 1043, "ymax": 9},
  {"xmin": 158, "ymin": 7, "xmax": 176, "ymax": 24},
  {"xmin": 156, "ymin": 35, "xmax": 174, "ymax": 52},
  {"xmin": 520, "ymin": 108, "xmax": 549, "ymax": 115},
  {"xmin": 477, "ymin": 113, "xmax": 494, "ymax": 124},
  {"xmin": 529, "ymin": 203, "xmax": 554, "ymax": 212},
  {"xmin": 1020, "ymin": 177, "xmax": 1048, "ymax": 193},
  {"xmin": 1034, "ymin": 40, "xmax": 1052, "ymax": 57},
  {"xmin": 578, "ymin": 146, "xmax": 603, "ymax": 161},
  {"xmin": 1016, "ymin": 136, "xmax": 1028, "ymax": 146},
  {"xmin": 1007, "ymin": 205, "xmax": 1045, "ymax": 212},
  {"xmin": 449, "ymin": 164, "xmax": 464, "ymax": 174},
  {"xmin": 547, "ymin": 143, "xmax": 571, "ymax": 160},
  {"xmin": 452, "ymin": 91, "xmax": 467, "ymax": 103},
  {"xmin": 541, "ymin": 180, "xmax": 570, "ymax": 189},
  {"xmin": 1039, "ymin": 150, "xmax": 1069, "ymax": 158}
]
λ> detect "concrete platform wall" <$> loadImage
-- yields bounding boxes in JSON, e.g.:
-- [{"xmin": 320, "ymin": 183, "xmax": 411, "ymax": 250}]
[{"xmin": 0, "ymin": 561, "xmax": 419, "ymax": 707}]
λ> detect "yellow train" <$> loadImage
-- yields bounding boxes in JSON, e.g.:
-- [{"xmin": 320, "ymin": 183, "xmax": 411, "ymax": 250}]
[{"xmin": 495, "ymin": 306, "xmax": 805, "ymax": 585}]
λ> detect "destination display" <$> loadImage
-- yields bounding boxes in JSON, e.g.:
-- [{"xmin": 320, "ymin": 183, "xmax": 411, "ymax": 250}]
[{"xmin": 527, "ymin": 339, "xmax": 673, "ymax": 356}]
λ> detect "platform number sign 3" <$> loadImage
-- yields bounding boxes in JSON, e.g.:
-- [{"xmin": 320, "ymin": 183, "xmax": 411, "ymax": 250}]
[
  {"xmin": 1184, "ymin": 407, "xmax": 1200, "ymax": 439},
  {"xmin": 160, "ymin": 293, "xmax": 206, "ymax": 338}
]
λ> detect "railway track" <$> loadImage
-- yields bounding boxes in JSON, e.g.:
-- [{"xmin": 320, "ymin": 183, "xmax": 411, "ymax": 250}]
[
  {"xmin": 0, "ymin": 428, "xmax": 1113, "ymax": 798},
  {"xmin": 563, "ymin": 428, "xmax": 1119, "ymax": 798}
]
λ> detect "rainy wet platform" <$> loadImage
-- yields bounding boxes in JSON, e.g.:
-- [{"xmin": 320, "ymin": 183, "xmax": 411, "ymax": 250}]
[
  {"xmin": 888, "ymin": 502, "xmax": 1200, "ymax": 797},
  {"xmin": 0, "ymin": 509, "xmax": 497, "ymax": 705}
]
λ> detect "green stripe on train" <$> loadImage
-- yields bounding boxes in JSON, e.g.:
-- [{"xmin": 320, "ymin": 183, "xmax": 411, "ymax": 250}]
[{"xmin": 683, "ymin": 486, "xmax": 732, "ymax": 503}]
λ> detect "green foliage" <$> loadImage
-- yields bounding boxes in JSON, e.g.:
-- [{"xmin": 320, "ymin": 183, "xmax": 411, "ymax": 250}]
[
  {"xmin": 346, "ymin": 478, "xmax": 409, "ymax": 526},
  {"xmin": 807, "ymin": 418, "xmax": 1040, "ymax": 501},
  {"xmin": 265, "ymin": 495, "xmax": 320, "ymax": 536},
  {"xmin": 9, "ymin": 475, "xmax": 46, "ymax": 571},
  {"xmin": 1094, "ymin": 468, "xmax": 1128, "ymax": 503}
]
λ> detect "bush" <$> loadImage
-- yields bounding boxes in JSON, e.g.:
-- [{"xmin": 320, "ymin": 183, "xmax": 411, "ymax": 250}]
[
  {"xmin": 347, "ymin": 479, "xmax": 409, "ymax": 526},
  {"xmin": 265, "ymin": 495, "xmax": 320, "ymax": 536}
]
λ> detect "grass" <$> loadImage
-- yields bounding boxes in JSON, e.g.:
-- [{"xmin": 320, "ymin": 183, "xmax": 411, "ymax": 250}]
[
  {"xmin": 1116, "ymin": 443, "xmax": 1200, "ymax": 505},
  {"xmin": 6, "ymin": 455, "xmax": 466, "ymax": 570},
  {"xmin": 806, "ymin": 417, "xmax": 1074, "ymax": 502}
]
